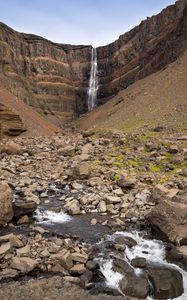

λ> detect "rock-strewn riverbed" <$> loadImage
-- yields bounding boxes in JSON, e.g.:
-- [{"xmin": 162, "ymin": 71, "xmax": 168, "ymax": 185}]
[{"xmin": 0, "ymin": 126, "xmax": 186, "ymax": 299}]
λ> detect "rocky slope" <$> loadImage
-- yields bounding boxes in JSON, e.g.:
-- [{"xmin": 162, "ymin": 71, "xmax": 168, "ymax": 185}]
[
  {"xmin": 0, "ymin": 85, "xmax": 60, "ymax": 136},
  {"xmin": 0, "ymin": 127, "xmax": 186, "ymax": 299},
  {"xmin": 0, "ymin": 0, "xmax": 187, "ymax": 127}
]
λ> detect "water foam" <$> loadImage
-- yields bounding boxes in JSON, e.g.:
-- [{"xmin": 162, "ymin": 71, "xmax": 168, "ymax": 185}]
[
  {"xmin": 34, "ymin": 209, "xmax": 72, "ymax": 224},
  {"xmin": 99, "ymin": 231, "xmax": 187, "ymax": 300}
]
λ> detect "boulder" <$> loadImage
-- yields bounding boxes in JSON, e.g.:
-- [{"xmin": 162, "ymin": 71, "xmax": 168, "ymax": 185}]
[
  {"xmin": 0, "ymin": 268, "xmax": 19, "ymax": 280},
  {"xmin": 0, "ymin": 141, "xmax": 23, "ymax": 155},
  {"xmin": 119, "ymin": 274, "xmax": 150, "ymax": 299},
  {"xmin": 65, "ymin": 199, "xmax": 81, "ymax": 215},
  {"xmin": 51, "ymin": 250, "xmax": 73, "ymax": 270},
  {"xmin": 131, "ymin": 257, "xmax": 147, "ymax": 268},
  {"xmin": 13, "ymin": 200, "xmax": 37, "ymax": 218},
  {"xmin": 114, "ymin": 235, "xmax": 137, "ymax": 248},
  {"xmin": 57, "ymin": 145, "xmax": 75, "ymax": 156},
  {"xmin": 0, "ymin": 182, "xmax": 13, "ymax": 225},
  {"xmin": 72, "ymin": 162, "xmax": 91, "ymax": 180},
  {"xmin": 147, "ymin": 196, "xmax": 187, "ymax": 245},
  {"xmin": 0, "ymin": 242, "xmax": 12, "ymax": 255},
  {"xmin": 97, "ymin": 200, "xmax": 107, "ymax": 213},
  {"xmin": 113, "ymin": 258, "xmax": 134, "ymax": 274},
  {"xmin": 71, "ymin": 253, "xmax": 88, "ymax": 264},
  {"xmin": 105, "ymin": 195, "xmax": 121, "ymax": 204},
  {"xmin": 117, "ymin": 178, "xmax": 136, "ymax": 189},
  {"xmin": 147, "ymin": 264, "xmax": 184, "ymax": 299},
  {"xmin": 70, "ymin": 264, "xmax": 86, "ymax": 275},
  {"xmin": 11, "ymin": 257, "xmax": 38, "ymax": 273}
]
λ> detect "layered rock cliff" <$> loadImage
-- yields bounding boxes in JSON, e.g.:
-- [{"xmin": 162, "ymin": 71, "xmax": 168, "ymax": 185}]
[
  {"xmin": 0, "ymin": 0, "xmax": 187, "ymax": 125},
  {"xmin": 96, "ymin": 0, "xmax": 187, "ymax": 104},
  {"xmin": 0, "ymin": 24, "xmax": 92, "ymax": 125}
]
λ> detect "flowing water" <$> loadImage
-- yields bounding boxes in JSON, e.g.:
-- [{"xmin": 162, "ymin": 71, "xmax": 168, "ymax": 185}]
[
  {"xmin": 98, "ymin": 231, "xmax": 187, "ymax": 300},
  {"xmin": 88, "ymin": 47, "xmax": 98, "ymax": 111}
]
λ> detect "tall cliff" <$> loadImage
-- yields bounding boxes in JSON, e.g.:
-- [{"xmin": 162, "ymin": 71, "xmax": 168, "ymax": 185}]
[
  {"xmin": 0, "ymin": 24, "xmax": 92, "ymax": 125},
  {"xmin": 0, "ymin": 0, "xmax": 187, "ymax": 126},
  {"xmin": 96, "ymin": 0, "xmax": 187, "ymax": 104}
]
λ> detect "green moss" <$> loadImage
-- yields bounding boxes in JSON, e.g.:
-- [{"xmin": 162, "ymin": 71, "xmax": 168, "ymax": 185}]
[
  {"xmin": 114, "ymin": 161, "xmax": 124, "ymax": 167},
  {"xmin": 150, "ymin": 164, "xmax": 162, "ymax": 172},
  {"xmin": 113, "ymin": 174, "xmax": 120, "ymax": 181},
  {"xmin": 93, "ymin": 160, "xmax": 102, "ymax": 166},
  {"xmin": 128, "ymin": 160, "xmax": 141, "ymax": 167}
]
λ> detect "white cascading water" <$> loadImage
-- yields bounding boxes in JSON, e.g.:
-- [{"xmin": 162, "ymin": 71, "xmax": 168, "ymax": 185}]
[
  {"xmin": 88, "ymin": 47, "xmax": 98, "ymax": 111},
  {"xmin": 34, "ymin": 209, "xmax": 72, "ymax": 224},
  {"xmin": 98, "ymin": 231, "xmax": 187, "ymax": 300}
]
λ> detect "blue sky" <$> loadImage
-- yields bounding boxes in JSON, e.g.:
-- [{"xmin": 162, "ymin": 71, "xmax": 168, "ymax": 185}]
[{"xmin": 0, "ymin": 0, "xmax": 175, "ymax": 46}]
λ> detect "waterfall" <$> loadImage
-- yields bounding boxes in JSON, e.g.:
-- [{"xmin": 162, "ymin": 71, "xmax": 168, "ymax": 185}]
[{"xmin": 88, "ymin": 47, "xmax": 98, "ymax": 111}]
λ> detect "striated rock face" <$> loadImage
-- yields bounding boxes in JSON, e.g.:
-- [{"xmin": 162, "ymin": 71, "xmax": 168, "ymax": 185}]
[
  {"xmin": 0, "ymin": 103, "xmax": 26, "ymax": 136},
  {"xmin": 0, "ymin": 24, "xmax": 92, "ymax": 125},
  {"xmin": 96, "ymin": 0, "xmax": 187, "ymax": 104},
  {"xmin": 0, "ymin": 0, "xmax": 187, "ymax": 124}
]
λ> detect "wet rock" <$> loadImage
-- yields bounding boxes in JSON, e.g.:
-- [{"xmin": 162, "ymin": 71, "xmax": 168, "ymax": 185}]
[
  {"xmin": 17, "ymin": 215, "xmax": 30, "ymax": 225},
  {"xmin": 119, "ymin": 274, "xmax": 150, "ymax": 299},
  {"xmin": 65, "ymin": 199, "xmax": 81, "ymax": 215},
  {"xmin": 147, "ymin": 264, "xmax": 184, "ymax": 299},
  {"xmin": 113, "ymin": 258, "xmax": 134, "ymax": 274},
  {"xmin": 114, "ymin": 235, "xmax": 137, "ymax": 248},
  {"xmin": 91, "ymin": 218, "xmax": 97, "ymax": 225},
  {"xmin": 166, "ymin": 245, "xmax": 187, "ymax": 271},
  {"xmin": 0, "ymin": 182, "xmax": 13, "ymax": 225},
  {"xmin": 13, "ymin": 200, "xmax": 37, "ymax": 218},
  {"xmin": 131, "ymin": 257, "xmax": 147, "ymax": 268},
  {"xmin": 86, "ymin": 260, "xmax": 99, "ymax": 271},
  {"xmin": 11, "ymin": 257, "xmax": 38, "ymax": 273}
]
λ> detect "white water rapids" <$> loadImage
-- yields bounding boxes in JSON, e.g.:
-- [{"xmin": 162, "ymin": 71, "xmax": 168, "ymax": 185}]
[
  {"xmin": 98, "ymin": 231, "xmax": 187, "ymax": 300},
  {"xmin": 88, "ymin": 47, "xmax": 98, "ymax": 111},
  {"xmin": 33, "ymin": 207, "xmax": 187, "ymax": 300},
  {"xmin": 34, "ymin": 209, "xmax": 72, "ymax": 224}
]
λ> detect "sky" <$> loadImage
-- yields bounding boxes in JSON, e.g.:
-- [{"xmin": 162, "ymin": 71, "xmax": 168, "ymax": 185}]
[{"xmin": 0, "ymin": 0, "xmax": 176, "ymax": 47}]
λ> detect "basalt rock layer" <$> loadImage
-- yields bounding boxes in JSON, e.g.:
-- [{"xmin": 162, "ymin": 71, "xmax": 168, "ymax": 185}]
[
  {"xmin": 96, "ymin": 0, "xmax": 187, "ymax": 104},
  {"xmin": 0, "ymin": 24, "xmax": 92, "ymax": 125},
  {"xmin": 0, "ymin": 0, "xmax": 187, "ymax": 125}
]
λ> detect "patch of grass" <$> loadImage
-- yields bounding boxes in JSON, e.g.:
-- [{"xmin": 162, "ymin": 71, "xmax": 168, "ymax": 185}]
[
  {"xmin": 128, "ymin": 160, "xmax": 141, "ymax": 167},
  {"xmin": 113, "ymin": 174, "xmax": 120, "ymax": 181},
  {"xmin": 150, "ymin": 164, "xmax": 162, "ymax": 172},
  {"xmin": 114, "ymin": 161, "xmax": 124, "ymax": 167}
]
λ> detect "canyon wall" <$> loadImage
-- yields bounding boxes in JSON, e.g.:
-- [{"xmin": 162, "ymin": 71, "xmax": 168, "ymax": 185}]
[
  {"xmin": 0, "ymin": 0, "xmax": 187, "ymax": 125},
  {"xmin": 0, "ymin": 24, "xmax": 92, "ymax": 125},
  {"xmin": 96, "ymin": 0, "xmax": 187, "ymax": 104}
]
